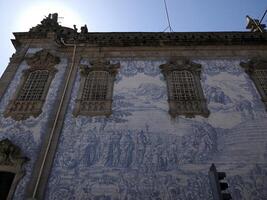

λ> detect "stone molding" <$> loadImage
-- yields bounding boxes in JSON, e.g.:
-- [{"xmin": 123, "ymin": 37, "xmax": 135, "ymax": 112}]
[
  {"xmin": 160, "ymin": 58, "xmax": 210, "ymax": 118},
  {"xmin": 4, "ymin": 50, "xmax": 60, "ymax": 120},
  {"xmin": 13, "ymin": 31, "xmax": 267, "ymax": 49},
  {"xmin": 240, "ymin": 58, "xmax": 267, "ymax": 110},
  {"xmin": 73, "ymin": 58, "xmax": 120, "ymax": 117},
  {"xmin": 0, "ymin": 138, "xmax": 29, "ymax": 200},
  {"xmin": 10, "ymin": 14, "xmax": 267, "ymax": 50}
]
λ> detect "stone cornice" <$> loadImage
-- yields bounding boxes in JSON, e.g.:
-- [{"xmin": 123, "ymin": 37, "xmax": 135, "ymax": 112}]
[{"xmin": 12, "ymin": 31, "xmax": 267, "ymax": 49}]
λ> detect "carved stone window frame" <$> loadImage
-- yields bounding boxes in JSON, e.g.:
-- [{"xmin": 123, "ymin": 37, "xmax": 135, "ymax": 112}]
[
  {"xmin": 240, "ymin": 58, "xmax": 267, "ymax": 110},
  {"xmin": 4, "ymin": 50, "xmax": 60, "ymax": 120},
  {"xmin": 73, "ymin": 59, "xmax": 120, "ymax": 117},
  {"xmin": 160, "ymin": 59, "xmax": 209, "ymax": 118},
  {"xmin": 0, "ymin": 139, "xmax": 29, "ymax": 200}
]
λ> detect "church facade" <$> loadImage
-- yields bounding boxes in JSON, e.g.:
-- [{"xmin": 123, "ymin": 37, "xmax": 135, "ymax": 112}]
[{"xmin": 0, "ymin": 14, "xmax": 267, "ymax": 200}]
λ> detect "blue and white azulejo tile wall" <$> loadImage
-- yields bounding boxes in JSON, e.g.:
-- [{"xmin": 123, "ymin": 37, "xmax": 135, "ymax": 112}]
[{"xmin": 45, "ymin": 58, "xmax": 267, "ymax": 200}]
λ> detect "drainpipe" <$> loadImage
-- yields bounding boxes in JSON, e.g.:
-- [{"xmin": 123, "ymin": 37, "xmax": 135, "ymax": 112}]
[{"xmin": 30, "ymin": 38, "xmax": 84, "ymax": 199}]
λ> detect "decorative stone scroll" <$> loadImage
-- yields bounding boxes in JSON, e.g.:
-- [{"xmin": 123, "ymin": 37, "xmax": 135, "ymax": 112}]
[
  {"xmin": 73, "ymin": 58, "xmax": 120, "ymax": 117},
  {"xmin": 240, "ymin": 58, "xmax": 267, "ymax": 110},
  {"xmin": 0, "ymin": 139, "xmax": 29, "ymax": 199},
  {"xmin": 160, "ymin": 59, "xmax": 209, "ymax": 118},
  {"xmin": 4, "ymin": 50, "xmax": 60, "ymax": 120}
]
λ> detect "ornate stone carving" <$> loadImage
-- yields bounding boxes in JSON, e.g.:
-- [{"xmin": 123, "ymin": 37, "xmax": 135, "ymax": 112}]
[
  {"xmin": 240, "ymin": 58, "xmax": 267, "ymax": 110},
  {"xmin": 74, "ymin": 58, "xmax": 120, "ymax": 117},
  {"xmin": 0, "ymin": 139, "xmax": 29, "ymax": 166},
  {"xmin": 160, "ymin": 59, "xmax": 202, "ymax": 75},
  {"xmin": 240, "ymin": 58, "xmax": 267, "ymax": 74},
  {"xmin": 29, "ymin": 13, "xmax": 60, "ymax": 33},
  {"xmin": 4, "ymin": 50, "xmax": 60, "ymax": 120},
  {"xmin": 0, "ymin": 139, "xmax": 29, "ymax": 199},
  {"xmin": 160, "ymin": 58, "xmax": 209, "ymax": 118},
  {"xmin": 26, "ymin": 49, "xmax": 60, "ymax": 70},
  {"xmin": 80, "ymin": 58, "xmax": 120, "ymax": 75},
  {"xmin": 29, "ymin": 13, "xmax": 77, "ymax": 40}
]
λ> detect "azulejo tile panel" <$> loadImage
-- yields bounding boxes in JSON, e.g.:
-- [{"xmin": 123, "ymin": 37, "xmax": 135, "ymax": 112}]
[
  {"xmin": 2, "ymin": 57, "xmax": 266, "ymax": 199},
  {"xmin": 44, "ymin": 58, "xmax": 267, "ymax": 200}
]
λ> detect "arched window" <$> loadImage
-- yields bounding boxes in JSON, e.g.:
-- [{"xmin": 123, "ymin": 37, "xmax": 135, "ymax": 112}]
[
  {"xmin": 4, "ymin": 50, "xmax": 59, "ymax": 120},
  {"xmin": 160, "ymin": 59, "xmax": 209, "ymax": 118},
  {"xmin": 74, "ymin": 59, "xmax": 120, "ymax": 116},
  {"xmin": 0, "ymin": 139, "xmax": 29, "ymax": 199},
  {"xmin": 241, "ymin": 59, "xmax": 267, "ymax": 110}
]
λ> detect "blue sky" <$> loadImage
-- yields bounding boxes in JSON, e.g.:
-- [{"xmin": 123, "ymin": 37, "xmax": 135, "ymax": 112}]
[{"xmin": 0, "ymin": 0, "xmax": 266, "ymax": 76}]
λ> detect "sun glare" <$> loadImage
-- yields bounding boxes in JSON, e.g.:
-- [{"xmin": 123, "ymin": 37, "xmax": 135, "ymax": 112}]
[{"xmin": 16, "ymin": 1, "xmax": 84, "ymax": 32}]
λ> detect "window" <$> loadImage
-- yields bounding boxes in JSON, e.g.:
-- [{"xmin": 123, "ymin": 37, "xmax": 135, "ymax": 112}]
[
  {"xmin": 4, "ymin": 50, "xmax": 59, "ymax": 120},
  {"xmin": 0, "ymin": 172, "xmax": 15, "ymax": 200},
  {"xmin": 82, "ymin": 71, "xmax": 109, "ymax": 101},
  {"xmin": 73, "ymin": 59, "xmax": 120, "ymax": 116},
  {"xmin": 17, "ymin": 70, "xmax": 49, "ymax": 101},
  {"xmin": 241, "ymin": 59, "xmax": 267, "ymax": 110},
  {"xmin": 0, "ymin": 139, "xmax": 29, "ymax": 200},
  {"xmin": 254, "ymin": 70, "xmax": 267, "ymax": 96},
  {"xmin": 160, "ymin": 59, "xmax": 209, "ymax": 117},
  {"xmin": 169, "ymin": 70, "xmax": 197, "ymax": 101}
]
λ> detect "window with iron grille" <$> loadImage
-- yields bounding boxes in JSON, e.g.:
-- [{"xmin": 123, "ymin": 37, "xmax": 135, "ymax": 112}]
[
  {"xmin": 74, "ymin": 59, "xmax": 120, "ymax": 117},
  {"xmin": 241, "ymin": 59, "xmax": 267, "ymax": 110},
  {"xmin": 17, "ymin": 70, "xmax": 49, "ymax": 101},
  {"xmin": 4, "ymin": 50, "xmax": 59, "ymax": 120},
  {"xmin": 254, "ymin": 69, "xmax": 267, "ymax": 96},
  {"xmin": 160, "ymin": 60, "xmax": 209, "ymax": 118},
  {"xmin": 82, "ymin": 71, "xmax": 109, "ymax": 101},
  {"xmin": 169, "ymin": 70, "xmax": 197, "ymax": 101}
]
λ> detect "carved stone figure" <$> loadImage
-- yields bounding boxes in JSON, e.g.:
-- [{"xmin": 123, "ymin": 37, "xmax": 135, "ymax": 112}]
[{"xmin": 81, "ymin": 24, "xmax": 88, "ymax": 34}]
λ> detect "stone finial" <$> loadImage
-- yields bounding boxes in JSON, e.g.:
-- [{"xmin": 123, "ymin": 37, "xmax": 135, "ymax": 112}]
[{"xmin": 81, "ymin": 25, "xmax": 88, "ymax": 34}]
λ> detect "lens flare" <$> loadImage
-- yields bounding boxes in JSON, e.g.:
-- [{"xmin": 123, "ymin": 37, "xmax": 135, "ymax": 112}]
[{"xmin": 16, "ymin": 1, "xmax": 84, "ymax": 32}]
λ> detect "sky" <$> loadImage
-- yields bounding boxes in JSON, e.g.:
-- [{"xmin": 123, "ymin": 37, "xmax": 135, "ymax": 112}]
[{"xmin": 0, "ymin": 0, "xmax": 266, "ymax": 76}]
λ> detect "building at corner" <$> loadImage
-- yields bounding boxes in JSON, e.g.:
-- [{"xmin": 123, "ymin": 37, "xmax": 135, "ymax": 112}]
[{"xmin": 0, "ymin": 13, "xmax": 267, "ymax": 200}]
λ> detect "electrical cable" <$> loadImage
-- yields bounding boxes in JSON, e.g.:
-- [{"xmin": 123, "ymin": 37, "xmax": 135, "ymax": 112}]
[{"xmin": 163, "ymin": 0, "xmax": 173, "ymax": 32}]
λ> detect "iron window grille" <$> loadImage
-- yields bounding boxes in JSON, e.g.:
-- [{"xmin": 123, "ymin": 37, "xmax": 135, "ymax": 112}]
[
  {"xmin": 241, "ymin": 58, "xmax": 267, "ymax": 110},
  {"xmin": 17, "ymin": 70, "xmax": 49, "ymax": 101},
  {"xmin": 160, "ymin": 59, "xmax": 209, "ymax": 118},
  {"xmin": 74, "ymin": 59, "xmax": 120, "ymax": 117}
]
